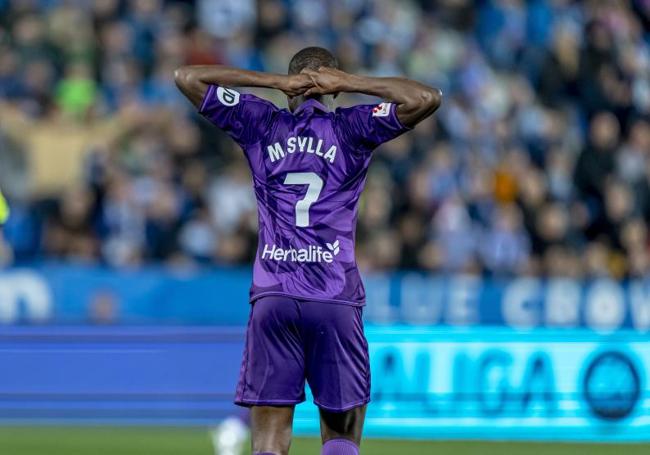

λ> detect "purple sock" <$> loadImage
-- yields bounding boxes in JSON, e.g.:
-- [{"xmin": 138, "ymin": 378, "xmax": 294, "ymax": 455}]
[{"xmin": 322, "ymin": 438, "xmax": 359, "ymax": 455}]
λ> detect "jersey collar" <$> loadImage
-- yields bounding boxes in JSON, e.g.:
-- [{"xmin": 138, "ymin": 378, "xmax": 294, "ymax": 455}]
[{"xmin": 294, "ymin": 98, "xmax": 330, "ymax": 114}]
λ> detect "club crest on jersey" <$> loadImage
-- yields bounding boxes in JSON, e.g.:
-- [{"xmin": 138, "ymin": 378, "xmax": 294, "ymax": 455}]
[
  {"xmin": 372, "ymin": 102, "xmax": 391, "ymax": 117},
  {"xmin": 216, "ymin": 86, "xmax": 240, "ymax": 106}
]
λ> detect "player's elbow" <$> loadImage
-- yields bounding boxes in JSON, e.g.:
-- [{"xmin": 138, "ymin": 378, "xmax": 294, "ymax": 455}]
[
  {"xmin": 173, "ymin": 66, "xmax": 194, "ymax": 90},
  {"xmin": 419, "ymin": 87, "xmax": 442, "ymax": 112},
  {"xmin": 174, "ymin": 66, "xmax": 209, "ymax": 107},
  {"xmin": 398, "ymin": 87, "xmax": 442, "ymax": 127}
]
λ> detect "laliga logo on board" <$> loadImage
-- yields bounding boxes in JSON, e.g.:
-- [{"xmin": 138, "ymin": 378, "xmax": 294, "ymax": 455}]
[
  {"xmin": 583, "ymin": 350, "xmax": 641, "ymax": 420},
  {"xmin": 262, "ymin": 239, "xmax": 340, "ymax": 264}
]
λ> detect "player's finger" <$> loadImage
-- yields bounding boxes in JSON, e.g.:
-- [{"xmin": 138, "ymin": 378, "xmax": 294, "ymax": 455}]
[{"xmin": 305, "ymin": 76, "xmax": 320, "ymax": 89}]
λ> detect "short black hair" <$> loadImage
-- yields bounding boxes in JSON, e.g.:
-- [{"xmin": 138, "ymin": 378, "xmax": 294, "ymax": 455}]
[{"xmin": 288, "ymin": 46, "xmax": 338, "ymax": 74}]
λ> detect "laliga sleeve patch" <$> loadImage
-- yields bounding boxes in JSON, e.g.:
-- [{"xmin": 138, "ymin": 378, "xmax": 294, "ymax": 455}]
[
  {"xmin": 372, "ymin": 102, "xmax": 391, "ymax": 117},
  {"xmin": 216, "ymin": 86, "xmax": 240, "ymax": 106}
]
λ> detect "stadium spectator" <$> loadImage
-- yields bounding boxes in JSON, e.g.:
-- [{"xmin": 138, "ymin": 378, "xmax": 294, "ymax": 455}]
[{"xmin": 0, "ymin": 0, "xmax": 649, "ymax": 279}]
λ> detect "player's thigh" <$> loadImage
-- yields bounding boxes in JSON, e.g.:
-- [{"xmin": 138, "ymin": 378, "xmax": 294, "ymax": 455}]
[
  {"xmin": 319, "ymin": 404, "xmax": 367, "ymax": 445},
  {"xmin": 251, "ymin": 405, "xmax": 295, "ymax": 455},
  {"xmin": 302, "ymin": 303, "xmax": 370, "ymax": 412}
]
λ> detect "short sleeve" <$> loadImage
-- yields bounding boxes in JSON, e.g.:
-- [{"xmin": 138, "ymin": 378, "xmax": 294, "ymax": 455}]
[
  {"xmin": 335, "ymin": 102, "xmax": 412, "ymax": 152},
  {"xmin": 198, "ymin": 85, "xmax": 278, "ymax": 147}
]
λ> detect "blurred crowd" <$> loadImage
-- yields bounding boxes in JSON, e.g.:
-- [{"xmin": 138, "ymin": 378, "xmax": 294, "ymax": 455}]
[{"xmin": 0, "ymin": 0, "xmax": 650, "ymax": 279}]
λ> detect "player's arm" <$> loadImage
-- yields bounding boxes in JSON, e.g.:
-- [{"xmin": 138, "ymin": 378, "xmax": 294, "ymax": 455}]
[
  {"xmin": 302, "ymin": 67, "xmax": 442, "ymax": 127},
  {"xmin": 174, "ymin": 65, "xmax": 313, "ymax": 107}
]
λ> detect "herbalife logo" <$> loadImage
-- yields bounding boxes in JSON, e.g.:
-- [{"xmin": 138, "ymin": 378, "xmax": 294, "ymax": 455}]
[
  {"xmin": 262, "ymin": 240, "xmax": 340, "ymax": 264},
  {"xmin": 326, "ymin": 240, "xmax": 340, "ymax": 255}
]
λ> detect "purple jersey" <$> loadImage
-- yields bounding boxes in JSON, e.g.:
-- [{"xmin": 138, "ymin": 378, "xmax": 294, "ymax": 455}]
[{"xmin": 199, "ymin": 85, "xmax": 410, "ymax": 305}]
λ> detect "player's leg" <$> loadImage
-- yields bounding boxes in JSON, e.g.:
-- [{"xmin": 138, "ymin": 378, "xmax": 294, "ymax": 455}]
[
  {"xmin": 319, "ymin": 405, "xmax": 367, "ymax": 453},
  {"xmin": 250, "ymin": 405, "xmax": 295, "ymax": 455},
  {"xmin": 301, "ymin": 301, "xmax": 370, "ymax": 454},
  {"xmin": 235, "ymin": 296, "xmax": 307, "ymax": 455}
]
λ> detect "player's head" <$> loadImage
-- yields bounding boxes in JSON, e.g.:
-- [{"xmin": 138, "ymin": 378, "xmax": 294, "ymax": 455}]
[
  {"xmin": 287, "ymin": 47, "xmax": 338, "ymax": 111},
  {"xmin": 288, "ymin": 46, "xmax": 338, "ymax": 75}
]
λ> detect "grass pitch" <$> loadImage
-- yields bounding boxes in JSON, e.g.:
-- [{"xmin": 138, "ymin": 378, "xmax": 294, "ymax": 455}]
[{"xmin": 0, "ymin": 427, "xmax": 648, "ymax": 455}]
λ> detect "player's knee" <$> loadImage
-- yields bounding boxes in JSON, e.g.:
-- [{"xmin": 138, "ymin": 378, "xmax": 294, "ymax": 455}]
[
  {"xmin": 252, "ymin": 439, "xmax": 291, "ymax": 455},
  {"xmin": 251, "ymin": 406, "xmax": 294, "ymax": 455},
  {"xmin": 320, "ymin": 407, "xmax": 364, "ymax": 443},
  {"xmin": 252, "ymin": 434, "xmax": 291, "ymax": 455}
]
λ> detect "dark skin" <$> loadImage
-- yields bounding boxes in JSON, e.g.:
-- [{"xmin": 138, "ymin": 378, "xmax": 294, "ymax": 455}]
[
  {"xmin": 300, "ymin": 66, "xmax": 442, "ymax": 127},
  {"xmin": 250, "ymin": 405, "xmax": 367, "ymax": 454},
  {"xmin": 174, "ymin": 64, "xmax": 441, "ymax": 126},
  {"xmin": 175, "ymin": 63, "xmax": 440, "ymax": 454},
  {"xmin": 251, "ymin": 406, "xmax": 295, "ymax": 455},
  {"xmin": 174, "ymin": 65, "xmax": 313, "ymax": 110}
]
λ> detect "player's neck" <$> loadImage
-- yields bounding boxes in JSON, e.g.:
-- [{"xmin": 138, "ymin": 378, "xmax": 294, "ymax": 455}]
[{"xmin": 290, "ymin": 95, "xmax": 334, "ymax": 112}]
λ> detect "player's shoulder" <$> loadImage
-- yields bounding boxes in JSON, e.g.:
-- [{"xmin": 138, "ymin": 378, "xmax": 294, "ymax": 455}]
[
  {"xmin": 240, "ymin": 91, "xmax": 282, "ymax": 113},
  {"xmin": 334, "ymin": 102, "xmax": 393, "ymax": 118},
  {"xmin": 204, "ymin": 85, "xmax": 281, "ymax": 113},
  {"xmin": 334, "ymin": 104, "xmax": 371, "ymax": 116}
]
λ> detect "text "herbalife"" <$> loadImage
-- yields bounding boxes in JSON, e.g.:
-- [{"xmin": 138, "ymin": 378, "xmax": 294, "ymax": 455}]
[{"xmin": 261, "ymin": 240, "xmax": 340, "ymax": 264}]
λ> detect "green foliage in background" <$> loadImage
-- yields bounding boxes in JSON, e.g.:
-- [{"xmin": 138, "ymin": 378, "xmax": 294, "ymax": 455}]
[{"xmin": 0, "ymin": 190, "xmax": 9, "ymax": 224}]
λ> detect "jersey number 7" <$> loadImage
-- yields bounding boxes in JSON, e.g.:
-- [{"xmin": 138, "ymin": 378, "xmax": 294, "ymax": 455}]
[{"xmin": 283, "ymin": 172, "xmax": 323, "ymax": 228}]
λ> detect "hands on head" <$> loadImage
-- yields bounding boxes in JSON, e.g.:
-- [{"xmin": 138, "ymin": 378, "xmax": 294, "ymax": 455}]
[
  {"xmin": 281, "ymin": 73, "xmax": 314, "ymax": 97},
  {"xmin": 282, "ymin": 67, "xmax": 348, "ymax": 98}
]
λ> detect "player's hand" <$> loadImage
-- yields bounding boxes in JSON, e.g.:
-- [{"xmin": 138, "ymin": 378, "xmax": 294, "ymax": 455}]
[
  {"xmin": 281, "ymin": 74, "xmax": 314, "ymax": 97},
  {"xmin": 301, "ymin": 67, "xmax": 348, "ymax": 97}
]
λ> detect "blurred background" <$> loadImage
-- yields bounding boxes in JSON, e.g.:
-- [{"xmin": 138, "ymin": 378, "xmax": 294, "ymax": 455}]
[{"xmin": 0, "ymin": 0, "xmax": 649, "ymax": 454}]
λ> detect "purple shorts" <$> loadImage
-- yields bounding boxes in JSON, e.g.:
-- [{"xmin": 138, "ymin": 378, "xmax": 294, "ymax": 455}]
[{"xmin": 235, "ymin": 295, "xmax": 370, "ymax": 412}]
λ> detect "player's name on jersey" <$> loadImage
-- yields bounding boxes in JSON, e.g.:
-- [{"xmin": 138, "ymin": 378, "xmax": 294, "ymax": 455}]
[{"xmin": 266, "ymin": 136, "xmax": 337, "ymax": 164}]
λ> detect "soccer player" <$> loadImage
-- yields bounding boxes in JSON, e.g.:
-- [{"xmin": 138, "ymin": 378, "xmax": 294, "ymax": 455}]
[{"xmin": 175, "ymin": 47, "xmax": 441, "ymax": 455}]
